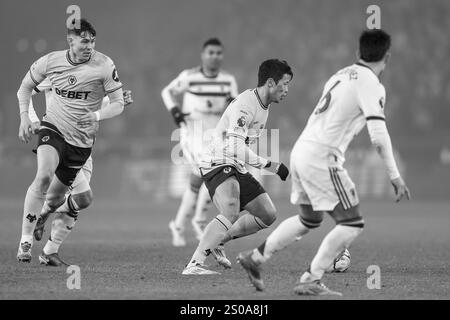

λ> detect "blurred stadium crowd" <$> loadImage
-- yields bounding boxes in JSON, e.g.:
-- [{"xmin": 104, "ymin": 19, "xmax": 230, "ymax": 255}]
[{"xmin": 1, "ymin": 0, "xmax": 449, "ymax": 199}]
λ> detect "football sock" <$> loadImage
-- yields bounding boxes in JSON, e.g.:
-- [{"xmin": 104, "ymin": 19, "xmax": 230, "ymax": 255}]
[
  {"xmin": 20, "ymin": 184, "xmax": 46, "ymax": 245},
  {"xmin": 307, "ymin": 225, "xmax": 362, "ymax": 281},
  {"xmin": 251, "ymin": 215, "xmax": 309, "ymax": 264},
  {"xmin": 43, "ymin": 211, "xmax": 78, "ymax": 255},
  {"xmin": 189, "ymin": 214, "xmax": 232, "ymax": 265},
  {"xmin": 221, "ymin": 213, "xmax": 268, "ymax": 244},
  {"xmin": 174, "ymin": 188, "xmax": 198, "ymax": 233},
  {"xmin": 192, "ymin": 184, "xmax": 212, "ymax": 233}
]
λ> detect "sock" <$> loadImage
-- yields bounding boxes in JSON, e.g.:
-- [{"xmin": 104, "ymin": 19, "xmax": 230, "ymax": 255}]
[
  {"xmin": 221, "ymin": 213, "xmax": 268, "ymax": 244},
  {"xmin": 252, "ymin": 215, "xmax": 309, "ymax": 264},
  {"xmin": 189, "ymin": 214, "xmax": 232, "ymax": 265},
  {"xmin": 20, "ymin": 184, "xmax": 46, "ymax": 245},
  {"xmin": 43, "ymin": 211, "xmax": 78, "ymax": 255},
  {"xmin": 192, "ymin": 184, "xmax": 212, "ymax": 232},
  {"xmin": 307, "ymin": 225, "xmax": 362, "ymax": 281},
  {"xmin": 174, "ymin": 189, "xmax": 198, "ymax": 232}
]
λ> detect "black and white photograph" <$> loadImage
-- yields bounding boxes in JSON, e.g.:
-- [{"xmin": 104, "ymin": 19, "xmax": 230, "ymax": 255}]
[{"xmin": 0, "ymin": 0, "xmax": 449, "ymax": 312}]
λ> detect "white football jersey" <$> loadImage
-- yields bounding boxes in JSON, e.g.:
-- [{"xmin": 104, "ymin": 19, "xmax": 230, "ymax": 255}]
[
  {"xmin": 200, "ymin": 88, "xmax": 270, "ymax": 173},
  {"xmin": 29, "ymin": 78, "xmax": 111, "ymax": 122},
  {"xmin": 296, "ymin": 63, "xmax": 386, "ymax": 163}
]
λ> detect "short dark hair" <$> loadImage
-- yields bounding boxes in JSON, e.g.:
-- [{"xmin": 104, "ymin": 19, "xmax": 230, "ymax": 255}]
[
  {"xmin": 67, "ymin": 18, "xmax": 96, "ymax": 37},
  {"xmin": 359, "ymin": 29, "xmax": 391, "ymax": 62},
  {"xmin": 257, "ymin": 59, "xmax": 293, "ymax": 87},
  {"xmin": 202, "ymin": 38, "xmax": 222, "ymax": 49}
]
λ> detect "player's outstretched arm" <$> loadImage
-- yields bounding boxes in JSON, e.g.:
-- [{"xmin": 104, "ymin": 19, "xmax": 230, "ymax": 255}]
[
  {"xmin": 367, "ymin": 120, "xmax": 411, "ymax": 202},
  {"xmin": 17, "ymin": 72, "xmax": 37, "ymax": 143}
]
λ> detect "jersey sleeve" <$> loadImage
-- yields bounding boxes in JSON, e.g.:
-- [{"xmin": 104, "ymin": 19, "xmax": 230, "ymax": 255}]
[
  {"xmin": 103, "ymin": 58, "xmax": 123, "ymax": 94},
  {"xmin": 100, "ymin": 96, "xmax": 110, "ymax": 109},
  {"xmin": 225, "ymin": 102, "xmax": 254, "ymax": 141},
  {"xmin": 356, "ymin": 76, "xmax": 386, "ymax": 121},
  {"xmin": 29, "ymin": 54, "xmax": 49, "ymax": 86}
]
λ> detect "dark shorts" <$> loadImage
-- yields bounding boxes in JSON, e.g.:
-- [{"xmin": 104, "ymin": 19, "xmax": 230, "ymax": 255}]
[
  {"xmin": 200, "ymin": 165, "xmax": 266, "ymax": 211},
  {"xmin": 36, "ymin": 121, "xmax": 92, "ymax": 186}
]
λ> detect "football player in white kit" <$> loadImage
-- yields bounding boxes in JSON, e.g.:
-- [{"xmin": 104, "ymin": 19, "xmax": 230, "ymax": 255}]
[
  {"xmin": 27, "ymin": 79, "xmax": 133, "ymax": 266},
  {"xmin": 182, "ymin": 59, "xmax": 293, "ymax": 275},
  {"xmin": 161, "ymin": 38, "xmax": 238, "ymax": 247},
  {"xmin": 238, "ymin": 30, "xmax": 410, "ymax": 295}
]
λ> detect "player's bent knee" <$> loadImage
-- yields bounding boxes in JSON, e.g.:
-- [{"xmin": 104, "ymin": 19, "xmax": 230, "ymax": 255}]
[
  {"xmin": 72, "ymin": 189, "xmax": 93, "ymax": 210},
  {"xmin": 299, "ymin": 216, "xmax": 323, "ymax": 229},
  {"xmin": 46, "ymin": 193, "xmax": 66, "ymax": 210},
  {"xmin": 299, "ymin": 204, "xmax": 323, "ymax": 229}
]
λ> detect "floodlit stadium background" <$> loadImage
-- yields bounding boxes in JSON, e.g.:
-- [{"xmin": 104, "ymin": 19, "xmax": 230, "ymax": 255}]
[{"xmin": 1, "ymin": 0, "xmax": 449, "ymax": 202}]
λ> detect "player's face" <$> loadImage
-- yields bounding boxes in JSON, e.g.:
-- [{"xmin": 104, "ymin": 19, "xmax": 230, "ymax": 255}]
[
  {"xmin": 269, "ymin": 74, "xmax": 292, "ymax": 103},
  {"xmin": 69, "ymin": 31, "xmax": 96, "ymax": 62},
  {"xmin": 201, "ymin": 45, "xmax": 223, "ymax": 72}
]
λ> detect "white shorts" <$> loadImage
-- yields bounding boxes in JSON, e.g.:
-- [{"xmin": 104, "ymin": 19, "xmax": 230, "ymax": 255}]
[
  {"xmin": 290, "ymin": 141, "xmax": 359, "ymax": 211},
  {"xmin": 69, "ymin": 156, "xmax": 93, "ymax": 194}
]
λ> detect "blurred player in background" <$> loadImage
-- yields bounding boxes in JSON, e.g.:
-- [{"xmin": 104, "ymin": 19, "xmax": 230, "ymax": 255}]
[
  {"xmin": 16, "ymin": 18, "xmax": 125, "ymax": 263},
  {"xmin": 237, "ymin": 29, "xmax": 410, "ymax": 295},
  {"xmin": 161, "ymin": 38, "xmax": 238, "ymax": 247},
  {"xmin": 182, "ymin": 59, "xmax": 292, "ymax": 275},
  {"xmin": 27, "ymin": 80, "xmax": 133, "ymax": 266}
]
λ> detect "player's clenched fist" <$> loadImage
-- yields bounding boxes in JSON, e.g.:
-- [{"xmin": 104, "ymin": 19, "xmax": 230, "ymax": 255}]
[
  {"xmin": 264, "ymin": 161, "xmax": 290, "ymax": 181},
  {"xmin": 18, "ymin": 112, "xmax": 33, "ymax": 143}
]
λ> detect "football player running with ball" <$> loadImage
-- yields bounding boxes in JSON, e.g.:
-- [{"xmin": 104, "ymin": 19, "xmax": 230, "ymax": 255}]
[
  {"xmin": 182, "ymin": 59, "xmax": 293, "ymax": 275},
  {"xmin": 237, "ymin": 30, "xmax": 410, "ymax": 295}
]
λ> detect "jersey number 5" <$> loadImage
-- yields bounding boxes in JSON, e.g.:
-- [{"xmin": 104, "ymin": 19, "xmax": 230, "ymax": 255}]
[{"xmin": 314, "ymin": 80, "xmax": 341, "ymax": 115}]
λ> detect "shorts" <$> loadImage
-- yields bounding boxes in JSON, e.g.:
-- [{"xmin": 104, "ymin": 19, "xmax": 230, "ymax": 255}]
[
  {"xmin": 37, "ymin": 121, "xmax": 92, "ymax": 186},
  {"xmin": 200, "ymin": 165, "xmax": 266, "ymax": 211},
  {"xmin": 290, "ymin": 141, "xmax": 359, "ymax": 211}
]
